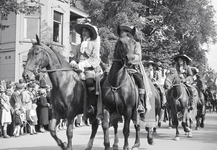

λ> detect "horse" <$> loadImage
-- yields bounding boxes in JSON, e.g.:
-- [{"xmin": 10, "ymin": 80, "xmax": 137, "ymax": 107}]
[
  {"xmin": 101, "ymin": 31, "xmax": 156, "ymax": 150},
  {"xmin": 192, "ymin": 76, "xmax": 206, "ymax": 130},
  {"xmin": 164, "ymin": 67, "xmax": 197, "ymax": 140},
  {"xmin": 22, "ymin": 35, "xmax": 99, "ymax": 150}
]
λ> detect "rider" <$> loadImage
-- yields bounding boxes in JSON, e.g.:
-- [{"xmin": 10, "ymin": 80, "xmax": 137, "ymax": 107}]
[
  {"xmin": 146, "ymin": 61, "xmax": 166, "ymax": 107},
  {"xmin": 115, "ymin": 25, "xmax": 151, "ymax": 114},
  {"xmin": 173, "ymin": 54, "xmax": 195, "ymax": 110},
  {"xmin": 70, "ymin": 20, "xmax": 102, "ymax": 115}
]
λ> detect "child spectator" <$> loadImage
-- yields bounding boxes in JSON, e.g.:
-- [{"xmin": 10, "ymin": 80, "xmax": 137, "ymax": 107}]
[
  {"xmin": 13, "ymin": 103, "xmax": 22, "ymax": 137},
  {"xmin": 28, "ymin": 103, "xmax": 38, "ymax": 135}
]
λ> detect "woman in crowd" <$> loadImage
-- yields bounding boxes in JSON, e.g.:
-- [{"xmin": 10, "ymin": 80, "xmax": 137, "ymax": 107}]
[
  {"xmin": 0, "ymin": 85, "xmax": 12, "ymax": 138},
  {"xmin": 38, "ymin": 89, "xmax": 50, "ymax": 132}
]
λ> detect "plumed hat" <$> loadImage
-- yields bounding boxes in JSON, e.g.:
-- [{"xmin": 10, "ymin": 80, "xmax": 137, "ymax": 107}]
[
  {"xmin": 114, "ymin": 25, "xmax": 136, "ymax": 37},
  {"xmin": 173, "ymin": 54, "xmax": 192, "ymax": 65},
  {"xmin": 75, "ymin": 23, "xmax": 98, "ymax": 40},
  {"xmin": 145, "ymin": 60, "xmax": 157, "ymax": 67}
]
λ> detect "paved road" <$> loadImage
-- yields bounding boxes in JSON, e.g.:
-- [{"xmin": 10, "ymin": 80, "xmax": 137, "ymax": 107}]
[{"xmin": 0, "ymin": 113, "xmax": 217, "ymax": 150}]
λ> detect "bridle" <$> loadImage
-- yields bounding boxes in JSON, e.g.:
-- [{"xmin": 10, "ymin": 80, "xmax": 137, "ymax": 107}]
[{"xmin": 24, "ymin": 45, "xmax": 72, "ymax": 76}]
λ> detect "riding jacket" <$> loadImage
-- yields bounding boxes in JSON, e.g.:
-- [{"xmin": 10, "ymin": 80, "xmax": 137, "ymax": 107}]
[{"xmin": 176, "ymin": 65, "xmax": 193, "ymax": 84}]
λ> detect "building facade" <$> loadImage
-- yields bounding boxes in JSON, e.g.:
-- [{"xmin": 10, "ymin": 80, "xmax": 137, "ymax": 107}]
[{"xmin": 0, "ymin": 0, "xmax": 88, "ymax": 82}]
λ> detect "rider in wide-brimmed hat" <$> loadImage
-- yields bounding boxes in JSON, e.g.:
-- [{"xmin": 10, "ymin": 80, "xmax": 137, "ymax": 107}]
[
  {"xmin": 173, "ymin": 53, "xmax": 195, "ymax": 110},
  {"xmin": 113, "ymin": 24, "xmax": 153, "ymax": 114},
  {"xmin": 71, "ymin": 20, "xmax": 102, "ymax": 122}
]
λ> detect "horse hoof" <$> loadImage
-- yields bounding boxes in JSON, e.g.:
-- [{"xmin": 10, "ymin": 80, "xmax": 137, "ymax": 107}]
[
  {"xmin": 158, "ymin": 122, "xmax": 162, "ymax": 127},
  {"xmin": 200, "ymin": 123, "xmax": 204, "ymax": 128},
  {"xmin": 195, "ymin": 127, "xmax": 199, "ymax": 130},
  {"xmin": 123, "ymin": 146, "xmax": 130, "ymax": 150},
  {"xmin": 174, "ymin": 137, "xmax": 180, "ymax": 141},
  {"xmin": 184, "ymin": 127, "xmax": 192, "ymax": 132},
  {"xmin": 168, "ymin": 126, "xmax": 172, "ymax": 129},
  {"xmin": 85, "ymin": 147, "xmax": 92, "ymax": 150},
  {"xmin": 132, "ymin": 143, "xmax": 140, "ymax": 149},
  {"xmin": 188, "ymin": 132, "xmax": 193, "ymax": 138},
  {"xmin": 112, "ymin": 145, "xmax": 118, "ymax": 150},
  {"xmin": 60, "ymin": 142, "xmax": 67, "ymax": 149},
  {"xmin": 147, "ymin": 137, "xmax": 154, "ymax": 145},
  {"xmin": 131, "ymin": 147, "xmax": 139, "ymax": 150}
]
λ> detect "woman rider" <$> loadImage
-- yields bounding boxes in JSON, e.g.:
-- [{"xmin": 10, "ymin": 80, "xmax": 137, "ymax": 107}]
[
  {"xmin": 70, "ymin": 21, "xmax": 102, "ymax": 121},
  {"xmin": 115, "ymin": 25, "xmax": 153, "ymax": 114},
  {"xmin": 173, "ymin": 54, "xmax": 194, "ymax": 110}
]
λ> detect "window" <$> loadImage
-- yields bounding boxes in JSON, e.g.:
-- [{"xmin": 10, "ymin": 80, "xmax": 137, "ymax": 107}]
[
  {"xmin": 24, "ymin": 11, "xmax": 40, "ymax": 39},
  {"xmin": 70, "ymin": 23, "xmax": 77, "ymax": 43},
  {"xmin": 53, "ymin": 11, "xmax": 63, "ymax": 44}
]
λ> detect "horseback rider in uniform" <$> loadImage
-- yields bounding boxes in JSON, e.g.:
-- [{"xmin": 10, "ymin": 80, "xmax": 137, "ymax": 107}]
[
  {"xmin": 70, "ymin": 21, "xmax": 102, "ymax": 117},
  {"xmin": 173, "ymin": 54, "xmax": 195, "ymax": 110},
  {"xmin": 115, "ymin": 25, "xmax": 153, "ymax": 114}
]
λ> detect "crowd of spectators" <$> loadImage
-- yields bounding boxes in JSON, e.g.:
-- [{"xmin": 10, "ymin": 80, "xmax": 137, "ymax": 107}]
[{"xmin": 0, "ymin": 78, "xmax": 53, "ymax": 138}]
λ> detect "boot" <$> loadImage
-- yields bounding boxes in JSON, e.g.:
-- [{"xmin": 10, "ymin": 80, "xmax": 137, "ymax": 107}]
[
  {"xmin": 189, "ymin": 98, "xmax": 194, "ymax": 110},
  {"xmin": 137, "ymin": 94, "xmax": 146, "ymax": 114},
  {"xmin": 3, "ymin": 130, "xmax": 10, "ymax": 138}
]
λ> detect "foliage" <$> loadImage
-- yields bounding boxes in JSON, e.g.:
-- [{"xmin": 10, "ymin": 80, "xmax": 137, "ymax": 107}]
[
  {"xmin": 83, "ymin": 0, "xmax": 217, "ymax": 73},
  {"xmin": 0, "ymin": 0, "xmax": 41, "ymax": 30}
]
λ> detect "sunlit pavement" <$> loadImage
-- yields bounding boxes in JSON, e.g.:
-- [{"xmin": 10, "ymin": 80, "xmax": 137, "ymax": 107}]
[{"xmin": 0, "ymin": 112, "xmax": 217, "ymax": 150}]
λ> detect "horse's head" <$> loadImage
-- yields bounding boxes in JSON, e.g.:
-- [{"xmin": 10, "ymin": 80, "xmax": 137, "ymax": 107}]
[
  {"xmin": 113, "ymin": 32, "xmax": 137, "ymax": 66},
  {"xmin": 164, "ymin": 67, "xmax": 180, "ymax": 89},
  {"xmin": 23, "ymin": 35, "xmax": 50, "ymax": 81}
]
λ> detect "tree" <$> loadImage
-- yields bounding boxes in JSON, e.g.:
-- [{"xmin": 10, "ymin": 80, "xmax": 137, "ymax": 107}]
[
  {"xmin": 0, "ymin": 0, "xmax": 41, "ymax": 30},
  {"xmin": 83, "ymin": 0, "xmax": 217, "ymax": 73}
]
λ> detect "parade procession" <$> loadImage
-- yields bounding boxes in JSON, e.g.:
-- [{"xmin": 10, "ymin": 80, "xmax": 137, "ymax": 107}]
[{"xmin": 1, "ymin": 0, "xmax": 217, "ymax": 150}]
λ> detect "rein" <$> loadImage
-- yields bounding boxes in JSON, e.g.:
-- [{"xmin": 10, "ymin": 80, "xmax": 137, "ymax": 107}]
[{"xmin": 40, "ymin": 68, "xmax": 73, "ymax": 73}]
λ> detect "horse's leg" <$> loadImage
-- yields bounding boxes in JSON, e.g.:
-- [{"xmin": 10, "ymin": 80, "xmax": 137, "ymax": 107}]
[
  {"xmin": 123, "ymin": 111, "xmax": 132, "ymax": 150},
  {"xmin": 102, "ymin": 110, "xmax": 111, "ymax": 150},
  {"xmin": 49, "ymin": 116, "xmax": 66, "ymax": 149},
  {"xmin": 146, "ymin": 127, "xmax": 154, "ymax": 145},
  {"xmin": 200, "ymin": 104, "xmax": 206, "ymax": 128},
  {"xmin": 195, "ymin": 115, "xmax": 200, "ymax": 130},
  {"xmin": 112, "ymin": 122, "xmax": 119, "ymax": 150},
  {"xmin": 132, "ymin": 124, "xmax": 140, "ymax": 149},
  {"xmin": 167, "ymin": 109, "xmax": 173, "ymax": 129},
  {"xmin": 182, "ymin": 108, "xmax": 192, "ymax": 138},
  {"xmin": 173, "ymin": 115, "xmax": 180, "ymax": 141},
  {"xmin": 85, "ymin": 118, "xmax": 99, "ymax": 150},
  {"xmin": 65, "ymin": 114, "xmax": 76, "ymax": 150}
]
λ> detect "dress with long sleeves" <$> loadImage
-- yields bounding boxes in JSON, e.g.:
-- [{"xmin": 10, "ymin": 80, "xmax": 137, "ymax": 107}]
[
  {"xmin": 1, "ymin": 93, "xmax": 12, "ymax": 125},
  {"xmin": 38, "ymin": 95, "xmax": 49, "ymax": 125}
]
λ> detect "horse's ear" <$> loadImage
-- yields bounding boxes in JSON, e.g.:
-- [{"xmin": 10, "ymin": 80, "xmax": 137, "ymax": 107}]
[
  {"xmin": 117, "ymin": 25, "xmax": 121, "ymax": 37},
  {"xmin": 131, "ymin": 27, "xmax": 136, "ymax": 37},
  {"xmin": 36, "ymin": 34, "xmax": 40, "ymax": 45}
]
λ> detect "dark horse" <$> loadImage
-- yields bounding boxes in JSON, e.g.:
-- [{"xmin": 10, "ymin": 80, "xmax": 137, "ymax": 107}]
[
  {"xmin": 164, "ymin": 67, "xmax": 197, "ymax": 140},
  {"xmin": 193, "ymin": 75, "xmax": 206, "ymax": 130},
  {"xmin": 23, "ymin": 36, "xmax": 99, "ymax": 150},
  {"xmin": 101, "ymin": 31, "xmax": 156, "ymax": 150}
]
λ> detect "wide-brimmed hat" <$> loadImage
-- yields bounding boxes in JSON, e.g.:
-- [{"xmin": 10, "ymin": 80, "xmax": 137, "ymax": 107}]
[
  {"xmin": 75, "ymin": 23, "xmax": 98, "ymax": 40},
  {"xmin": 114, "ymin": 25, "xmax": 136, "ymax": 37},
  {"xmin": 173, "ymin": 54, "xmax": 192, "ymax": 65},
  {"xmin": 144, "ymin": 60, "xmax": 157, "ymax": 67}
]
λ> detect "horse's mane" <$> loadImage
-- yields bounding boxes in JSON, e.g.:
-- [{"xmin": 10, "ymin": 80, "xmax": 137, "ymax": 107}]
[{"xmin": 47, "ymin": 45, "xmax": 71, "ymax": 68}]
